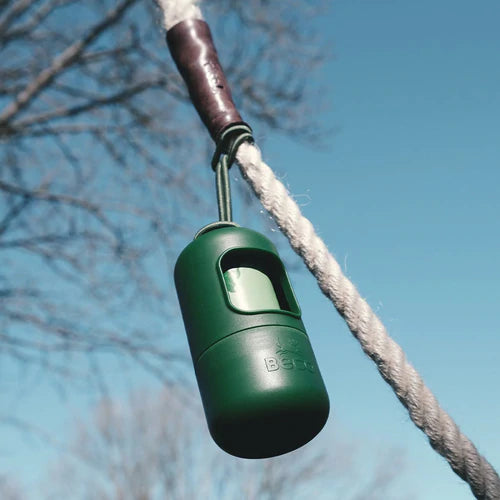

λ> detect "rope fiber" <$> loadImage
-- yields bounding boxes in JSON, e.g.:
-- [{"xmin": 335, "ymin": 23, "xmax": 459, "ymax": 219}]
[{"xmin": 236, "ymin": 141, "xmax": 500, "ymax": 500}]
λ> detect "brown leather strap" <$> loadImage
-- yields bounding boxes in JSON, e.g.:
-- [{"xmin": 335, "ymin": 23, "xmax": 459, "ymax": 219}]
[{"xmin": 167, "ymin": 19, "xmax": 244, "ymax": 141}]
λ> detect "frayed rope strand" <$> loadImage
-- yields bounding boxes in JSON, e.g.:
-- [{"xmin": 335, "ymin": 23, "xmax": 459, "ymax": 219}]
[
  {"xmin": 236, "ymin": 141, "xmax": 500, "ymax": 500},
  {"xmin": 155, "ymin": 0, "xmax": 203, "ymax": 30}
]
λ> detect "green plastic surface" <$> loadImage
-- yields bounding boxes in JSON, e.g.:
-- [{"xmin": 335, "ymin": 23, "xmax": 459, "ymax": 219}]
[{"xmin": 174, "ymin": 226, "xmax": 329, "ymax": 458}]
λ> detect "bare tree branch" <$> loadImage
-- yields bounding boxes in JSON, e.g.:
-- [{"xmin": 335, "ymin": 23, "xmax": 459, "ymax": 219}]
[
  {"xmin": 0, "ymin": 0, "xmax": 36, "ymax": 36},
  {"xmin": 14, "ymin": 77, "xmax": 170, "ymax": 129},
  {"xmin": 38, "ymin": 387, "xmax": 411, "ymax": 500},
  {"xmin": 0, "ymin": 0, "xmax": 139, "ymax": 125},
  {"xmin": 0, "ymin": 0, "xmax": 329, "ymax": 405}
]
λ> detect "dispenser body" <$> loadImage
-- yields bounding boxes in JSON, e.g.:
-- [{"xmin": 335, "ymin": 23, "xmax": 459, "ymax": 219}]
[{"xmin": 174, "ymin": 226, "xmax": 329, "ymax": 458}]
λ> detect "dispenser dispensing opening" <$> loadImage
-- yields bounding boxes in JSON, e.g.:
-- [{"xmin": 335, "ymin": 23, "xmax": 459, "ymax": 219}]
[{"xmin": 219, "ymin": 248, "xmax": 300, "ymax": 316}]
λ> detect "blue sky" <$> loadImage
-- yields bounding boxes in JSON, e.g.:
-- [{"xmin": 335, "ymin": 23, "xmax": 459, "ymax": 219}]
[
  {"xmin": 259, "ymin": 0, "xmax": 499, "ymax": 497},
  {"xmin": 1, "ymin": 0, "xmax": 499, "ymax": 498}
]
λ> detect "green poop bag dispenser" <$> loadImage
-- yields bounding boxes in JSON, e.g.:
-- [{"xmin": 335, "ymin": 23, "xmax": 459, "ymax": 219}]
[
  {"xmin": 174, "ymin": 223, "xmax": 330, "ymax": 458},
  {"xmin": 168, "ymin": 15, "xmax": 329, "ymax": 457}
]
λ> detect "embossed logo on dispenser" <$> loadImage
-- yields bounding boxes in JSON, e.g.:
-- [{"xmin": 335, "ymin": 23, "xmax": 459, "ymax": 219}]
[{"xmin": 264, "ymin": 338, "xmax": 316, "ymax": 373}]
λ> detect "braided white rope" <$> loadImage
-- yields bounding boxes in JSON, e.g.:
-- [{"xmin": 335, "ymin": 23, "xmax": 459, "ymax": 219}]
[
  {"xmin": 236, "ymin": 141, "xmax": 500, "ymax": 500},
  {"xmin": 156, "ymin": 0, "xmax": 203, "ymax": 29},
  {"xmin": 157, "ymin": 0, "xmax": 500, "ymax": 496}
]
